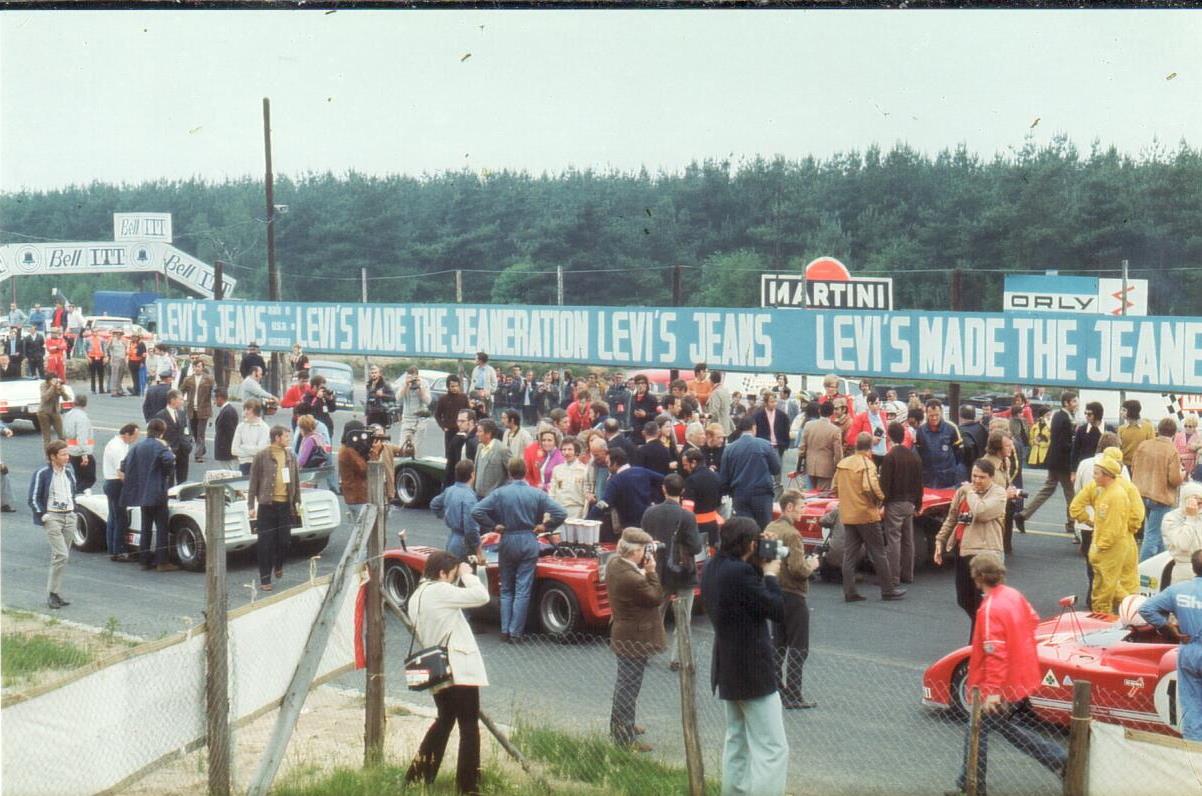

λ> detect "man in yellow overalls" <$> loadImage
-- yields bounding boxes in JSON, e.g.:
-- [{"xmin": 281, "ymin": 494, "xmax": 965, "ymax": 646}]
[{"xmin": 1070, "ymin": 448, "xmax": 1143, "ymax": 613}]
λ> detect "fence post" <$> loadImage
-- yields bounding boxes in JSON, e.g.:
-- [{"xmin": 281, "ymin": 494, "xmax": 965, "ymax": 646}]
[
  {"xmin": 364, "ymin": 461, "xmax": 387, "ymax": 766},
  {"xmin": 204, "ymin": 483, "xmax": 230, "ymax": 796},
  {"xmin": 1063, "ymin": 679, "xmax": 1092, "ymax": 796},
  {"xmin": 965, "ymin": 688, "xmax": 983, "ymax": 796},
  {"xmin": 673, "ymin": 599, "xmax": 705, "ymax": 796}
]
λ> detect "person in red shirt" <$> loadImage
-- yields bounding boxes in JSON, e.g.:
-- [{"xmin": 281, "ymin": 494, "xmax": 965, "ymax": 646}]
[
  {"xmin": 44, "ymin": 330, "xmax": 68, "ymax": 381},
  {"xmin": 950, "ymin": 553, "xmax": 1066, "ymax": 795},
  {"xmin": 566, "ymin": 390, "xmax": 594, "ymax": 435}
]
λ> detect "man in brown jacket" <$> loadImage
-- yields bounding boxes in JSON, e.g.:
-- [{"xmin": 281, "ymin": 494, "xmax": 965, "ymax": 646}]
[
  {"xmin": 37, "ymin": 374, "xmax": 68, "ymax": 447},
  {"xmin": 606, "ymin": 527, "xmax": 665, "ymax": 752},
  {"xmin": 247, "ymin": 425, "xmax": 301, "ymax": 591},
  {"xmin": 834, "ymin": 433, "xmax": 903, "ymax": 602},
  {"xmin": 1132, "ymin": 417, "xmax": 1185, "ymax": 561},
  {"xmin": 180, "ymin": 359, "xmax": 215, "ymax": 463},
  {"xmin": 800, "ymin": 402, "xmax": 844, "ymax": 491},
  {"xmin": 934, "ymin": 458, "xmax": 1008, "ymax": 637},
  {"xmin": 764, "ymin": 490, "xmax": 819, "ymax": 709}
]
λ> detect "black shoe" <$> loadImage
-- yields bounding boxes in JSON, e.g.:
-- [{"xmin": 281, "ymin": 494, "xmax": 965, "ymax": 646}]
[
  {"xmin": 844, "ymin": 594, "xmax": 867, "ymax": 603},
  {"xmin": 882, "ymin": 590, "xmax": 907, "ymax": 601},
  {"xmin": 0, "ymin": 505, "xmax": 14, "ymax": 513},
  {"xmin": 782, "ymin": 699, "xmax": 817, "ymax": 709},
  {"xmin": 47, "ymin": 593, "xmax": 69, "ymax": 609}
]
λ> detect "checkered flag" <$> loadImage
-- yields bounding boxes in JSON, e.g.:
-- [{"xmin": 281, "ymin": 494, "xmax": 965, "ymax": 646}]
[{"xmin": 1163, "ymin": 392, "xmax": 1184, "ymax": 420}]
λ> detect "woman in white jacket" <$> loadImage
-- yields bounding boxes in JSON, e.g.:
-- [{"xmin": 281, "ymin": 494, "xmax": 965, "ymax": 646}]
[
  {"xmin": 406, "ymin": 551, "xmax": 490, "ymax": 795},
  {"xmin": 1163, "ymin": 481, "xmax": 1202, "ymax": 587}
]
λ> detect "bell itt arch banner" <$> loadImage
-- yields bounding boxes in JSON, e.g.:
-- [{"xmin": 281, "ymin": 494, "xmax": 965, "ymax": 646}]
[{"xmin": 155, "ymin": 299, "xmax": 1202, "ymax": 394}]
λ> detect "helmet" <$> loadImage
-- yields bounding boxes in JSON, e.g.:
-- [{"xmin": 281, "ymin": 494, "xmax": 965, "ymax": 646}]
[{"xmin": 1118, "ymin": 594, "xmax": 1148, "ymax": 628}]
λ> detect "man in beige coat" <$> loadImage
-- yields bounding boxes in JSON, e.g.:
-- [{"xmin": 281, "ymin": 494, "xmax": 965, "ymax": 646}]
[
  {"xmin": 801, "ymin": 402, "xmax": 844, "ymax": 491},
  {"xmin": 834, "ymin": 433, "xmax": 903, "ymax": 602},
  {"xmin": 1132, "ymin": 417, "xmax": 1185, "ymax": 561},
  {"xmin": 606, "ymin": 527, "xmax": 665, "ymax": 751},
  {"xmin": 935, "ymin": 458, "xmax": 1008, "ymax": 638}
]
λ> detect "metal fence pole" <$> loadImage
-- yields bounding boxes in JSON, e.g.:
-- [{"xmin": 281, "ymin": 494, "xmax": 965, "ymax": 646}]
[
  {"xmin": 364, "ymin": 461, "xmax": 387, "ymax": 766},
  {"xmin": 965, "ymin": 688, "xmax": 983, "ymax": 796},
  {"xmin": 204, "ymin": 483, "xmax": 230, "ymax": 796},
  {"xmin": 673, "ymin": 599, "xmax": 705, "ymax": 796},
  {"xmin": 1063, "ymin": 680, "xmax": 1092, "ymax": 796}
]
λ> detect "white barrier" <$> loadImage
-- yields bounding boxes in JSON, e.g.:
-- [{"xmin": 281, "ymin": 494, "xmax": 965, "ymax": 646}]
[
  {"xmin": 1, "ymin": 577, "xmax": 359, "ymax": 796},
  {"xmin": 1088, "ymin": 722, "xmax": 1202, "ymax": 795}
]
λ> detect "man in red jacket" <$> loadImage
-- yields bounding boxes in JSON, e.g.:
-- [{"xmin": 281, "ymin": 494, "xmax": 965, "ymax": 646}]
[{"xmin": 948, "ymin": 553, "xmax": 1066, "ymax": 795}]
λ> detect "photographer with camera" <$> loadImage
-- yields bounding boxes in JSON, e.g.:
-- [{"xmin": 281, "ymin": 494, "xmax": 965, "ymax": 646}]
[
  {"xmin": 364, "ymin": 364, "xmax": 395, "ymax": 430},
  {"xmin": 398, "ymin": 365, "xmax": 432, "ymax": 452},
  {"xmin": 701, "ymin": 516, "xmax": 789, "ymax": 795},
  {"xmin": 606, "ymin": 527, "xmax": 666, "ymax": 751},
  {"xmin": 935, "ymin": 458, "xmax": 1008, "ymax": 637},
  {"xmin": 765, "ymin": 490, "xmax": 821, "ymax": 709}
]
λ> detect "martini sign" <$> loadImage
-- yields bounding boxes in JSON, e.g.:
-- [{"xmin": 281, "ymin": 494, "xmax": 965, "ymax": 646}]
[{"xmin": 761, "ymin": 257, "xmax": 894, "ymax": 310}]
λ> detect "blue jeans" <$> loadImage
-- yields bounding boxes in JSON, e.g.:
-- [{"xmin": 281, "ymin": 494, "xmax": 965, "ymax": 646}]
[
  {"xmin": 103, "ymin": 479, "xmax": 127, "ymax": 555},
  {"xmin": 498, "ymin": 531, "xmax": 539, "ymax": 637},
  {"xmin": 721, "ymin": 692, "xmax": 788, "ymax": 796},
  {"xmin": 133, "ymin": 363, "xmax": 147, "ymax": 396},
  {"xmin": 733, "ymin": 493, "xmax": 774, "ymax": 530},
  {"xmin": 1140, "ymin": 499, "xmax": 1171, "ymax": 561},
  {"xmin": 957, "ymin": 698, "xmax": 1065, "ymax": 792},
  {"xmin": 1181, "ymin": 645, "xmax": 1202, "ymax": 741}
]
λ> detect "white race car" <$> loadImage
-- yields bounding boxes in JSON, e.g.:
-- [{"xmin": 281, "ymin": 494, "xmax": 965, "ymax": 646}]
[
  {"xmin": 71, "ymin": 475, "xmax": 341, "ymax": 570},
  {"xmin": 1139, "ymin": 549, "xmax": 1180, "ymax": 596},
  {"xmin": 0, "ymin": 377, "xmax": 76, "ymax": 430}
]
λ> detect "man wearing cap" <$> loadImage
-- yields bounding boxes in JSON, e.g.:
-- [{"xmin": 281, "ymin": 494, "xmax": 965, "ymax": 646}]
[
  {"xmin": 142, "ymin": 369, "xmax": 175, "ymax": 421},
  {"xmin": 1070, "ymin": 447, "xmax": 1145, "ymax": 613},
  {"xmin": 471, "ymin": 458, "xmax": 567, "ymax": 642},
  {"xmin": 606, "ymin": 526, "xmax": 665, "ymax": 751},
  {"xmin": 106, "ymin": 328, "xmax": 129, "ymax": 396},
  {"xmin": 240, "ymin": 342, "xmax": 267, "ymax": 380}
]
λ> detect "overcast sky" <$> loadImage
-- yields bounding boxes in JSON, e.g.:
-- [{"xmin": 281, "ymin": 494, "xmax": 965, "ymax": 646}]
[{"xmin": 1, "ymin": 9, "xmax": 1199, "ymax": 191}]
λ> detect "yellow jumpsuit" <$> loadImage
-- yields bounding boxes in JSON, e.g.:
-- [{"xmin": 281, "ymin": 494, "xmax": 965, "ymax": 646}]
[
  {"xmin": 1115, "ymin": 475, "xmax": 1145, "ymax": 599},
  {"xmin": 1070, "ymin": 480, "xmax": 1141, "ymax": 613}
]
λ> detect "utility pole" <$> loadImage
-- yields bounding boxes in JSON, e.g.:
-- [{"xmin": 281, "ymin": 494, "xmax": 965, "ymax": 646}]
[
  {"xmin": 263, "ymin": 97, "xmax": 282, "ymax": 396},
  {"xmin": 204, "ymin": 483, "xmax": 230, "ymax": 796},
  {"xmin": 1119, "ymin": 258, "xmax": 1129, "ymax": 407},
  {"xmin": 670, "ymin": 263, "xmax": 683, "ymax": 382},
  {"xmin": 455, "ymin": 269, "xmax": 463, "ymax": 303},
  {"xmin": 364, "ymin": 462, "xmax": 386, "ymax": 765},
  {"xmin": 213, "ymin": 261, "xmax": 226, "ymax": 389},
  {"xmin": 361, "ymin": 267, "xmax": 369, "ymax": 383},
  {"xmin": 947, "ymin": 268, "xmax": 963, "ymax": 422},
  {"xmin": 556, "ymin": 266, "xmax": 565, "ymax": 387}
]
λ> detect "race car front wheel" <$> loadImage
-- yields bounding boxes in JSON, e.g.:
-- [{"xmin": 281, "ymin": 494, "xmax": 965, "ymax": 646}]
[
  {"xmin": 395, "ymin": 466, "xmax": 434, "ymax": 508},
  {"xmin": 949, "ymin": 660, "xmax": 970, "ymax": 719},
  {"xmin": 538, "ymin": 582, "xmax": 581, "ymax": 639},
  {"xmin": 384, "ymin": 561, "xmax": 417, "ymax": 611}
]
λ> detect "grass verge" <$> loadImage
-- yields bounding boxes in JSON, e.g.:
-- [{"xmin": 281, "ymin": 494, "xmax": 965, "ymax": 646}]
[
  {"xmin": 271, "ymin": 763, "xmax": 528, "ymax": 796},
  {"xmin": 1, "ymin": 633, "xmax": 93, "ymax": 687}
]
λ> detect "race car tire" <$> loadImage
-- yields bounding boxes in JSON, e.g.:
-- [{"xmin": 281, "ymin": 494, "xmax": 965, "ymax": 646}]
[
  {"xmin": 394, "ymin": 466, "xmax": 434, "ymax": 508},
  {"xmin": 538, "ymin": 582, "xmax": 581, "ymax": 639},
  {"xmin": 71, "ymin": 508, "xmax": 107, "ymax": 552},
  {"xmin": 914, "ymin": 515, "xmax": 942, "ymax": 569},
  {"xmin": 293, "ymin": 536, "xmax": 330, "ymax": 557},
  {"xmin": 383, "ymin": 560, "xmax": 418, "ymax": 611},
  {"xmin": 949, "ymin": 659, "xmax": 970, "ymax": 719},
  {"xmin": 172, "ymin": 517, "xmax": 207, "ymax": 571}
]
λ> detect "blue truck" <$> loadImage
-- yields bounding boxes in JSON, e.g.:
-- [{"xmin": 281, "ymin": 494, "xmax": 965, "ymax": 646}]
[{"xmin": 91, "ymin": 291, "xmax": 161, "ymax": 330}]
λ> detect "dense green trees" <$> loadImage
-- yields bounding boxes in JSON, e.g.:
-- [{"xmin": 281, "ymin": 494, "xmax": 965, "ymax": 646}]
[{"xmin": 3, "ymin": 135, "xmax": 1199, "ymax": 315}]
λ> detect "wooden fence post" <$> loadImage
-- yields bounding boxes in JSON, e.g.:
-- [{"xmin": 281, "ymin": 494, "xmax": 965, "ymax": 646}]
[
  {"xmin": 364, "ymin": 461, "xmax": 387, "ymax": 766},
  {"xmin": 1063, "ymin": 680, "xmax": 1092, "ymax": 796},
  {"xmin": 673, "ymin": 599, "xmax": 705, "ymax": 796},
  {"xmin": 204, "ymin": 483, "xmax": 230, "ymax": 796},
  {"xmin": 965, "ymin": 688, "xmax": 983, "ymax": 796}
]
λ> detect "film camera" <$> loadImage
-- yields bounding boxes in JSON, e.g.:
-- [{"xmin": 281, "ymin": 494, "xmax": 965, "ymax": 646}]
[{"xmin": 755, "ymin": 537, "xmax": 790, "ymax": 562}]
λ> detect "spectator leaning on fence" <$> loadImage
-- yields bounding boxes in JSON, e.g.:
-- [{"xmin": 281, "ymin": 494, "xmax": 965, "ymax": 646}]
[
  {"xmin": 406, "ymin": 551, "xmax": 490, "ymax": 794},
  {"xmin": 947, "ymin": 553, "xmax": 1066, "ymax": 796},
  {"xmin": 1138, "ymin": 548, "xmax": 1202, "ymax": 741},
  {"xmin": 606, "ymin": 527, "xmax": 665, "ymax": 752},
  {"xmin": 28, "ymin": 440, "xmax": 77, "ymax": 610},
  {"xmin": 701, "ymin": 517, "xmax": 789, "ymax": 796}
]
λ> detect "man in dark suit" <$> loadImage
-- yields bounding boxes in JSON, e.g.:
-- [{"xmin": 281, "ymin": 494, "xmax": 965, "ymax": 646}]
[
  {"xmin": 22, "ymin": 326, "xmax": 45, "ymax": 378},
  {"xmin": 700, "ymin": 516, "xmax": 789, "ymax": 794},
  {"xmin": 153, "ymin": 389, "xmax": 191, "ymax": 485},
  {"xmin": 120, "ymin": 418, "xmax": 178, "ymax": 571},
  {"xmin": 753, "ymin": 392, "xmax": 791, "ymax": 460},
  {"xmin": 599, "ymin": 446, "xmax": 664, "ymax": 529},
  {"xmin": 212, "ymin": 387, "xmax": 239, "ymax": 469},
  {"xmin": 4, "ymin": 327, "xmax": 24, "ymax": 378},
  {"xmin": 142, "ymin": 370, "xmax": 174, "ymax": 421},
  {"xmin": 1019, "ymin": 390, "xmax": 1079, "ymax": 537}
]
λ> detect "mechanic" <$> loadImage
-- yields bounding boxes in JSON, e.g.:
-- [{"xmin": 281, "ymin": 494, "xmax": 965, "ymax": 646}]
[
  {"xmin": 119, "ymin": 418, "xmax": 178, "ymax": 572},
  {"xmin": 719, "ymin": 415, "xmax": 780, "ymax": 529},
  {"xmin": 834, "ymin": 432, "xmax": 903, "ymax": 602},
  {"xmin": 641, "ymin": 473, "xmax": 703, "ymax": 672},
  {"xmin": 1072, "ymin": 432, "xmax": 1127, "ymax": 599},
  {"xmin": 606, "ymin": 527, "xmax": 665, "ymax": 751},
  {"xmin": 701, "ymin": 517, "xmax": 788, "ymax": 796},
  {"xmin": 470, "ymin": 458, "xmax": 567, "ymax": 643},
  {"xmin": 247, "ymin": 425, "xmax": 302, "ymax": 592},
  {"xmin": 599, "ymin": 446, "xmax": 664, "ymax": 530},
  {"xmin": 763, "ymin": 489, "xmax": 819, "ymax": 709},
  {"xmin": 947, "ymin": 553, "xmax": 1066, "ymax": 795},
  {"xmin": 914, "ymin": 399, "xmax": 964, "ymax": 489},
  {"xmin": 1139, "ymin": 548, "xmax": 1202, "ymax": 741},
  {"xmin": 1069, "ymin": 448, "xmax": 1145, "ymax": 614},
  {"xmin": 934, "ymin": 459, "xmax": 1007, "ymax": 638},
  {"xmin": 430, "ymin": 459, "xmax": 482, "ymax": 561},
  {"xmin": 28, "ymin": 440, "xmax": 77, "ymax": 609}
]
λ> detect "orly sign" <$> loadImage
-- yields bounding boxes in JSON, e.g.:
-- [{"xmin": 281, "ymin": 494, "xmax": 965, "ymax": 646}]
[{"xmin": 155, "ymin": 299, "xmax": 1202, "ymax": 393}]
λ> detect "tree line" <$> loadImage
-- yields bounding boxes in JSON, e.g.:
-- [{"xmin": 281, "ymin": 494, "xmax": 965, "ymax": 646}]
[{"xmin": 3, "ymin": 135, "xmax": 1199, "ymax": 316}]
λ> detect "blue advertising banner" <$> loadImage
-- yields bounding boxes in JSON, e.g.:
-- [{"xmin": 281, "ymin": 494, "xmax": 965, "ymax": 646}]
[{"xmin": 155, "ymin": 300, "xmax": 1202, "ymax": 393}]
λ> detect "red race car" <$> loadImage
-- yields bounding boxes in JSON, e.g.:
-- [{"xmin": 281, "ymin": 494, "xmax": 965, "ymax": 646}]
[
  {"xmin": 383, "ymin": 531, "xmax": 617, "ymax": 639},
  {"xmin": 922, "ymin": 599, "xmax": 1183, "ymax": 737}
]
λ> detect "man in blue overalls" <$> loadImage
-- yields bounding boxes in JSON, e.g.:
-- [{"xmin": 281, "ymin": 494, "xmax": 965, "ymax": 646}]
[{"xmin": 1140, "ymin": 548, "xmax": 1202, "ymax": 741}]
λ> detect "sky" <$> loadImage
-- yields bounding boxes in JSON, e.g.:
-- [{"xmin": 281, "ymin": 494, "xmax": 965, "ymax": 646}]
[{"xmin": 1, "ymin": 9, "xmax": 1199, "ymax": 191}]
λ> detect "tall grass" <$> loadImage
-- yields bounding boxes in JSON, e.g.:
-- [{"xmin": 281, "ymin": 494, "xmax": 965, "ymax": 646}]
[{"xmin": 1, "ymin": 633, "xmax": 93, "ymax": 686}]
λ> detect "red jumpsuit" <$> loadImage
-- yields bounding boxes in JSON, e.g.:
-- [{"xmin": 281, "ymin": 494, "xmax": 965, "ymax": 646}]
[{"xmin": 45, "ymin": 336, "xmax": 68, "ymax": 381}]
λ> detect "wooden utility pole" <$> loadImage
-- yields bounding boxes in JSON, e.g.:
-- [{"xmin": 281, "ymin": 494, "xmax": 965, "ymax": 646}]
[
  {"xmin": 673, "ymin": 599, "xmax": 704, "ymax": 795},
  {"xmin": 361, "ymin": 267, "xmax": 370, "ymax": 382},
  {"xmin": 1119, "ymin": 259, "xmax": 1129, "ymax": 407},
  {"xmin": 204, "ymin": 483, "xmax": 230, "ymax": 796},
  {"xmin": 1063, "ymin": 680, "xmax": 1092, "ymax": 796},
  {"xmin": 213, "ymin": 261, "xmax": 226, "ymax": 389},
  {"xmin": 965, "ymin": 688, "xmax": 983, "ymax": 796},
  {"xmin": 670, "ymin": 263, "xmax": 683, "ymax": 382},
  {"xmin": 364, "ymin": 461, "xmax": 387, "ymax": 765},
  {"xmin": 263, "ymin": 97, "xmax": 282, "ymax": 396},
  {"xmin": 455, "ymin": 269, "xmax": 463, "ymax": 303},
  {"xmin": 947, "ymin": 268, "xmax": 963, "ymax": 421}
]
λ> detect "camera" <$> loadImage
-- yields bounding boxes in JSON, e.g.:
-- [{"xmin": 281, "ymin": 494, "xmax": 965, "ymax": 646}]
[
  {"xmin": 1015, "ymin": 490, "xmax": 1029, "ymax": 499},
  {"xmin": 755, "ymin": 537, "xmax": 790, "ymax": 562},
  {"xmin": 957, "ymin": 512, "xmax": 974, "ymax": 524},
  {"xmin": 873, "ymin": 426, "xmax": 884, "ymax": 438}
]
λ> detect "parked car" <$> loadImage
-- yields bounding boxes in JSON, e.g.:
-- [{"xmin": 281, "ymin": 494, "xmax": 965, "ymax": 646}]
[
  {"xmin": 0, "ymin": 377, "xmax": 76, "ymax": 430},
  {"xmin": 923, "ymin": 599, "xmax": 1183, "ymax": 737},
  {"xmin": 307, "ymin": 359, "xmax": 355, "ymax": 410},
  {"xmin": 83, "ymin": 315, "xmax": 156, "ymax": 347},
  {"xmin": 71, "ymin": 472, "xmax": 341, "ymax": 570}
]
